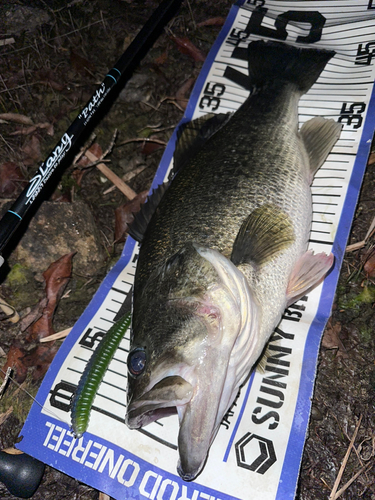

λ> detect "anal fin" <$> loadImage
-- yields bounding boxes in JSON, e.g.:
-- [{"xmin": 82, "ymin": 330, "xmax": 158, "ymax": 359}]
[{"xmin": 286, "ymin": 250, "xmax": 334, "ymax": 306}]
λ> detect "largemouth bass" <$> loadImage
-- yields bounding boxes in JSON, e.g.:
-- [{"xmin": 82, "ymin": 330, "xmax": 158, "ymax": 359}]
[{"xmin": 125, "ymin": 40, "xmax": 341, "ymax": 481}]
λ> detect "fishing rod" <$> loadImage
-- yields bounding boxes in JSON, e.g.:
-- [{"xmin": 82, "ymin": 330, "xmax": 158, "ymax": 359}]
[
  {"xmin": 0, "ymin": 0, "xmax": 183, "ymax": 496},
  {"xmin": 0, "ymin": 0, "xmax": 183, "ymax": 268}
]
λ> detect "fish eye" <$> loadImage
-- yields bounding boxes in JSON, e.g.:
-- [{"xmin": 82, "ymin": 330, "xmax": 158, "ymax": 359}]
[{"xmin": 127, "ymin": 348, "xmax": 146, "ymax": 377}]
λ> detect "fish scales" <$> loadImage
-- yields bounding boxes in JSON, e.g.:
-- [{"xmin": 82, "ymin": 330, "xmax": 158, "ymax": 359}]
[
  {"xmin": 138, "ymin": 84, "xmax": 303, "ymax": 274},
  {"xmin": 126, "ymin": 40, "xmax": 342, "ymax": 481}
]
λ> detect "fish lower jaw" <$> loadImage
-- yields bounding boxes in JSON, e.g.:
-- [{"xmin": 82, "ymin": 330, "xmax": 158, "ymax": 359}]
[
  {"xmin": 126, "ymin": 374, "xmax": 194, "ymax": 428},
  {"xmin": 126, "ymin": 405, "xmax": 178, "ymax": 429},
  {"xmin": 177, "ymin": 460, "xmax": 204, "ymax": 482}
]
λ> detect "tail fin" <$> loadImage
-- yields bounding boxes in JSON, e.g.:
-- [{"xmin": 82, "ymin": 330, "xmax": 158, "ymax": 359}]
[{"xmin": 247, "ymin": 40, "xmax": 334, "ymax": 93}]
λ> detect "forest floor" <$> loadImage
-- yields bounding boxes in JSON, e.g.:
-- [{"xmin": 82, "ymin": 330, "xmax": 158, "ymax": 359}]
[{"xmin": 1, "ymin": 1, "xmax": 375, "ymax": 499}]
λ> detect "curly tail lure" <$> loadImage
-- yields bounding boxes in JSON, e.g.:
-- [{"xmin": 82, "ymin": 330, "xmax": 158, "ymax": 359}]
[{"xmin": 71, "ymin": 312, "xmax": 131, "ymax": 438}]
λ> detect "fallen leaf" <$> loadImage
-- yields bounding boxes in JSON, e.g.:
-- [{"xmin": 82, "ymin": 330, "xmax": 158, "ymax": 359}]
[
  {"xmin": 19, "ymin": 298, "xmax": 48, "ymax": 332},
  {"xmin": 22, "ymin": 135, "xmax": 42, "ymax": 164},
  {"xmin": 37, "ymin": 69, "xmax": 65, "ymax": 92},
  {"xmin": 364, "ymin": 249, "xmax": 375, "ymax": 277},
  {"xmin": 0, "ymin": 113, "xmax": 33, "ymax": 125},
  {"xmin": 77, "ymin": 143, "xmax": 103, "ymax": 168},
  {"xmin": 176, "ymin": 77, "xmax": 195, "ymax": 110},
  {"xmin": 141, "ymin": 140, "xmax": 164, "ymax": 156},
  {"xmin": 154, "ymin": 50, "xmax": 168, "ymax": 65},
  {"xmin": 0, "ymin": 162, "xmax": 25, "ymax": 197},
  {"xmin": 115, "ymin": 190, "xmax": 148, "ymax": 242},
  {"xmin": 322, "ymin": 319, "xmax": 348, "ymax": 357},
  {"xmin": 71, "ymin": 168, "xmax": 86, "ymax": 186},
  {"xmin": 170, "ymin": 35, "xmax": 206, "ymax": 62},
  {"xmin": 70, "ymin": 50, "xmax": 96, "ymax": 76},
  {"xmin": 9, "ymin": 122, "xmax": 54, "ymax": 136},
  {"xmin": 22, "ymin": 343, "xmax": 59, "ymax": 381},
  {"xmin": 1, "ymin": 344, "xmax": 28, "ymax": 383},
  {"xmin": 26, "ymin": 253, "xmax": 75, "ymax": 342},
  {"xmin": 197, "ymin": 17, "xmax": 225, "ymax": 27},
  {"xmin": 50, "ymin": 191, "xmax": 72, "ymax": 203}
]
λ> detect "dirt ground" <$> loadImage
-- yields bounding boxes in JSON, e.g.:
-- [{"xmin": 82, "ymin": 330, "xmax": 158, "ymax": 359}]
[{"xmin": 0, "ymin": 0, "xmax": 375, "ymax": 499}]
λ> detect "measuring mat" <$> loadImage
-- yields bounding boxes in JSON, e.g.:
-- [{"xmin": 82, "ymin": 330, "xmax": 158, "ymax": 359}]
[{"xmin": 19, "ymin": 1, "xmax": 375, "ymax": 499}]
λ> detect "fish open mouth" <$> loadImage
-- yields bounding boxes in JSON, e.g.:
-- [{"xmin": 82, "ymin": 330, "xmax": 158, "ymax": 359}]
[
  {"xmin": 126, "ymin": 375, "xmax": 194, "ymax": 429},
  {"xmin": 126, "ymin": 356, "xmax": 233, "ymax": 481}
]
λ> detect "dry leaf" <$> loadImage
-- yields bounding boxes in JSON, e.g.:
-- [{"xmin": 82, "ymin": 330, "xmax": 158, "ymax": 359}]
[
  {"xmin": 22, "ymin": 343, "xmax": 59, "ymax": 381},
  {"xmin": 364, "ymin": 250, "xmax": 375, "ymax": 277},
  {"xmin": 9, "ymin": 122, "xmax": 54, "ymax": 136},
  {"xmin": 197, "ymin": 17, "xmax": 225, "ymax": 27},
  {"xmin": 22, "ymin": 135, "xmax": 42, "ymax": 164},
  {"xmin": 70, "ymin": 50, "xmax": 96, "ymax": 76},
  {"xmin": 0, "ymin": 113, "xmax": 33, "ymax": 125},
  {"xmin": 20, "ymin": 298, "xmax": 48, "ymax": 332},
  {"xmin": 37, "ymin": 69, "xmax": 65, "ymax": 91},
  {"xmin": 176, "ymin": 77, "xmax": 195, "ymax": 110},
  {"xmin": 26, "ymin": 253, "xmax": 75, "ymax": 342},
  {"xmin": 115, "ymin": 190, "xmax": 148, "ymax": 242},
  {"xmin": 77, "ymin": 143, "xmax": 103, "ymax": 168},
  {"xmin": 1, "ymin": 344, "xmax": 28, "ymax": 383},
  {"xmin": 322, "ymin": 319, "xmax": 348, "ymax": 357},
  {"xmin": 141, "ymin": 141, "xmax": 164, "ymax": 156},
  {"xmin": 170, "ymin": 35, "xmax": 206, "ymax": 62},
  {"xmin": 154, "ymin": 50, "xmax": 168, "ymax": 65},
  {"xmin": 0, "ymin": 162, "xmax": 25, "ymax": 197}
]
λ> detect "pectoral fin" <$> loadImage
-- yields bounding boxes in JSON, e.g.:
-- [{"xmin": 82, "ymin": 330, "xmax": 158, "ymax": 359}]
[
  {"xmin": 231, "ymin": 204, "xmax": 295, "ymax": 267},
  {"xmin": 286, "ymin": 250, "xmax": 334, "ymax": 306}
]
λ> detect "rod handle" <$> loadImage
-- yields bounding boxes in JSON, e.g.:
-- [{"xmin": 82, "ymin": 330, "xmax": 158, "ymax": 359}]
[{"xmin": 0, "ymin": 449, "xmax": 45, "ymax": 498}]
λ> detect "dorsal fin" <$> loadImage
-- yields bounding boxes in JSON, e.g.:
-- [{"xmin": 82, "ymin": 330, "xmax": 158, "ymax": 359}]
[
  {"xmin": 173, "ymin": 113, "xmax": 232, "ymax": 175},
  {"xmin": 129, "ymin": 113, "xmax": 232, "ymax": 243},
  {"xmin": 231, "ymin": 204, "xmax": 295, "ymax": 267},
  {"xmin": 128, "ymin": 182, "xmax": 169, "ymax": 243},
  {"xmin": 300, "ymin": 117, "xmax": 342, "ymax": 178}
]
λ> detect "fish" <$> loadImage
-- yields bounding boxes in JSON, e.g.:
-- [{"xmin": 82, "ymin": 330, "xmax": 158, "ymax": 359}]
[{"xmin": 125, "ymin": 40, "xmax": 342, "ymax": 481}]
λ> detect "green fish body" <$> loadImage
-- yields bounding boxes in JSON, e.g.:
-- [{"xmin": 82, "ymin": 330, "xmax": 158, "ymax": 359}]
[{"xmin": 126, "ymin": 40, "xmax": 341, "ymax": 481}]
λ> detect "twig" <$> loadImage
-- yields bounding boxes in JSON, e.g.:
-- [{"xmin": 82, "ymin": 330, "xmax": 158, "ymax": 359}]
[
  {"xmin": 103, "ymin": 164, "xmax": 148, "ymax": 195},
  {"xmin": 346, "ymin": 215, "xmax": 375, "ymax": 252},
  {"xmin": 0, "ymin": 368, "xmax": 12, "ymax": 398},
  {"xmin": 85, "ymin": 150, "xmax": 137, "ymax": 200},
  {"xmin": 0, "ymin": 38, "xmax": 15, "ymax": 47},
  {"xmin": 73, "ymin": 133, "xmax": 96, "ymax": 165},
  {"xmin": 3, "ymin": 20, "xmax": 104, "ymax": 58},
  {"xmin": 141, "ymin": 97, "xmax": 185, "ymax": 113},
  {"xmin": 0, "ymin": 406, "xmax": 13, "ymax": 426},
  {"xmin": 329, "ymin": 415, "xmax": 363, "ymax": 500},
  {"xmin": 117, "ymin": 137, "xmax": 167, "ymax": 148},
  {"xmin": 186, "ymin": 0, "xmax": 197, "ymax": 29},
  {"xmin": 40, "ymin": 328, "xmax": 72, "ymax": 343},
  {"xmin": 39, "ymin": 0, "xmax": 84, "ymax": 14},
  {"xmin": 0, "ymin": 295, "xmax": 20, "ymax": 324},
  {"xmin": 102, "ymin": 129, "xmax": 118, "ymax": 158},
  {"xmin": 333, "ymin": 461, "xmax": 373, "ymax": 499}
]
